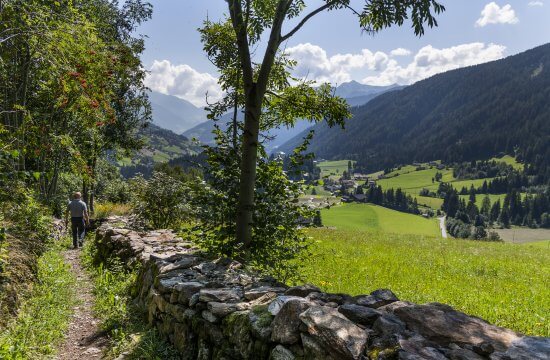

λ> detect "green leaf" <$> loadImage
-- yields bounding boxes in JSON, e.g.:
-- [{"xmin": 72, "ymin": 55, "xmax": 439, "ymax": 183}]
[{"xmin": 33, "ymin": 172, "xmax": 41, "ymax": 181}]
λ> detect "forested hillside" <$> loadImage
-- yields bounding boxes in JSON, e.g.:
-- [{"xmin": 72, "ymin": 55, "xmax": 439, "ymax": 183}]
[
  {"xmin": 279, "ymin": 43, "xmax": 550, "ymax": 183},
  {"xmin": 118, "ymin": 123, "xmax": 199, "ymax": 177}
]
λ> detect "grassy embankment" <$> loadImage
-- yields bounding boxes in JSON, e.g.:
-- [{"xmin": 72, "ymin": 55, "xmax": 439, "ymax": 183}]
[
  {"xmin": 0, "ymin": 237, "xmax": 76, "ymax": 359},
  {"xmin": 301, "ymin": 227, "xmax": 550, "ymax": 337}
]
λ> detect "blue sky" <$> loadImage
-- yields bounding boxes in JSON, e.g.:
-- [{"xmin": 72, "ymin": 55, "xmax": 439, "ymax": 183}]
[{"xmin": 139, "ymin": 1, "xmax": 549, "ymax": 106}]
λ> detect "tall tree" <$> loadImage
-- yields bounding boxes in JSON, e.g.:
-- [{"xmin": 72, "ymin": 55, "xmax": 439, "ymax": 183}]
[{"xmin": 221, "ymin": 0, "xmax": 445, "ymax": 247}]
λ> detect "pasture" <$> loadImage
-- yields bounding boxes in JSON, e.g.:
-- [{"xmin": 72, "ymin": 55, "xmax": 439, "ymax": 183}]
[
  {"xmin": 301, "ymin": 228, "xmax": 550, "ymax": 336},
  {"xmin": 317, "ymin": 160, "xmax": 355, "ymax": 179},
  {"xmin": 320, "ymin": 203, "xmax": 441, "ymax": 237},
  {"xmin": 491, "ymin": 155, "xmax": 524, "ymax": 171}
]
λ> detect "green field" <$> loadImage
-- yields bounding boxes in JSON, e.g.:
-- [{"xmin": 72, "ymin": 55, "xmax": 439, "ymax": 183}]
[
  {"xmin": 321, "ymin": 203, "xmax": 441, "ymax": 237},
  {"xmin": 317, "ymin": 160, "xmax": 355, "ymax": 179},
  {"xmin": 374, "ymin": 166, "xmax": 502, "ymax": 210},
  {"xmin": 491, "ymin": 155, "xmax": 524, "ymax": 171},
  {"xmin": 301, "ymin": 228, "xmax": 550, "ymax": 336}
]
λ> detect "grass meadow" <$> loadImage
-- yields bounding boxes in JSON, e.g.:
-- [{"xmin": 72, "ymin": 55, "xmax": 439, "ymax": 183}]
[
  {"xmin": 317, "ymin": 160, "xmax": 355, "ymax": 179},
  {"xmin": 301, "ymin": 228, "xmax": 550, "ymax": 337},
  {"xmin": 321, "ymin": 203, "xmax": 441, "ymax": 237}
]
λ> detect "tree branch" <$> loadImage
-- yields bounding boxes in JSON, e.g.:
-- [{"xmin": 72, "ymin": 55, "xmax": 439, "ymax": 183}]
[
  {"xmin": 228, "ymin": 0, "xmax": 254, "ymax": 89},
  {"xmin": 280, "ymin": 1, "xmax": 338, "ymax": 43},
  {"xmin": 256, "ymin": 0, "xmax": 290, "ymax": 96}
]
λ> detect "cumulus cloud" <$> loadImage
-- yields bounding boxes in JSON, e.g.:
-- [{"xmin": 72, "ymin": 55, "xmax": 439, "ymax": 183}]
[
  {"xmin": 144, "ymin": 60, "xmax": 222, "ymax": 107},
  {"xmin": 475, "ymin": 2, "xmax": 519, "ymax": 27},
  {"xmin": 285, "ymin": 43, "xmax": 389, "ymax": 84},
  {"xmin": 390, "ymin": 48, "xmax": 412, "ymax": 57},
  {"xmin": 363, "ymin": 43, "xmax": 506, "ymax": 86},
  {"xmin": 528, "ymin": 1, "xmax": 543, "ymax": 6}
]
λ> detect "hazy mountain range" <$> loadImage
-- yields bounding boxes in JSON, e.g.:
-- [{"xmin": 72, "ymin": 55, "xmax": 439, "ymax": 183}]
[{"xmin": 171, "ymin": 82, "xmax": 402, "ymax": 152}]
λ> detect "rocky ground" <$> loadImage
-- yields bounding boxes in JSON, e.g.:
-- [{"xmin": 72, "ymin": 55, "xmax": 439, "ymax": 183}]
[{"xmin": 92, "ymin": 216, "xmax": 550, "ymax": 360}]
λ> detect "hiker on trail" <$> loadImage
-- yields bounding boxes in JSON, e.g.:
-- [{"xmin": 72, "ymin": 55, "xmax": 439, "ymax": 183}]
[{"xmin": 65, "ymin": 192, "xmax": 89, "ymax": 249}]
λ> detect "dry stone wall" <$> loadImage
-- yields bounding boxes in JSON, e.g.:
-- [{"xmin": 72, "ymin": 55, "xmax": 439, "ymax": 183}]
[{"xmin": 94, "ymin": 217, "xmax": 549, "ymax": 360}]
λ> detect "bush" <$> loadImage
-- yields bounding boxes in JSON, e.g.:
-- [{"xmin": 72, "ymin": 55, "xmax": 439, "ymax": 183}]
[{"xmin": 130, "ymin": 172, "xmax": 190, "ymax": 229}]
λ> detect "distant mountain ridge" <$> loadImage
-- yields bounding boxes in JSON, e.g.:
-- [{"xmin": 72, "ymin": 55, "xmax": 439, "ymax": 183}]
[
  {"xmin": 278, "ymin": 43, "xmax": 550, "ymax": 178},
  {"xmin": 149, "ymin": 91, "xmax": 207, "ymax": 134},
  {"xmin": 182, "ymin": 82, "xmax": 402, "ymax": 152}
]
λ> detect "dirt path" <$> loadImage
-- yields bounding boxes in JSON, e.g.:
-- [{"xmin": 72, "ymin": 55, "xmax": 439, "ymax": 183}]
[{"xmin": 57, "ymin": 248, "xmax": 109, "ymax": 359}]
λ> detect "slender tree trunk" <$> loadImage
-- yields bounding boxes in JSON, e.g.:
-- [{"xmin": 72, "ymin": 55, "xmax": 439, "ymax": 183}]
[
  {"xmin": 235, "ymin": 86, "xmax": 261, "ymax": 248},
  {"xmin": 82, "ymin": 180, "xmax": 89, "ymax": 206},
  {"xmin": 232, "ymin": 76, "xmax": 239, "ymax": 149},
  {"xmin": 89, "ymin": 155, "xmax": 96, "ymax": 213}
]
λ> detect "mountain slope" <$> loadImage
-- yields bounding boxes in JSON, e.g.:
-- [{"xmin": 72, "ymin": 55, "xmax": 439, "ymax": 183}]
[
  {"xmin": 279, "ymin": 43, "xmax": 550, "ymax": 176},
  {"xmin": 118, "ymin": 123, "xmax": 199, "ymax": 177},
  {"xmin": 183, "ymin": 82, "xmax": 401, "ymax": 152},
  {"xmin": 149, "ymin": 91, "xmax": 207, "ymax": 134}
]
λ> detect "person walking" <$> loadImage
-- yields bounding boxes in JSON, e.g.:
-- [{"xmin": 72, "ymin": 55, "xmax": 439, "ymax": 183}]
[{"xmin": 65, "ymin": 192, "xmax": 89, "ymax": 249}]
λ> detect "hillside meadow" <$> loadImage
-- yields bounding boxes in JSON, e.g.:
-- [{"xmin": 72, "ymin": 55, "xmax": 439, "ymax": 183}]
[
  {"xmin": 317, "ymin": 160, "xmax": 355, "ymax": 180},
  {"xmin": 301, "ymin": 228, "xmax": 550, "ymax": 337},
  {"xmin": 321, "ymin": 203, "xmax": 441, "ymax": 237}
]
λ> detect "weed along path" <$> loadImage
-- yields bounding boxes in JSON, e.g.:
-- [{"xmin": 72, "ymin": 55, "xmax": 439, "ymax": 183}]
[{"xmin": 57, "ymin": 248, "xmax": 108, "ymax": 359}]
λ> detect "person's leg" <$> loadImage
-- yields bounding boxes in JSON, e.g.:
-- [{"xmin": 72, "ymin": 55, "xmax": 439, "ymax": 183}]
[
  {"xmin": 78, "ymin": 219, "xmax": 86, "ymax": 246},
  {"xmin": 71, "ymin": 219, "xmax": 78, "ymax": 248}
]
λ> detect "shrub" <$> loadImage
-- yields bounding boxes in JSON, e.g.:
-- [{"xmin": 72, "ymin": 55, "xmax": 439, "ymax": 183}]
[
  {"xmin": 130, "ymin": 172, "xmax": 190, "ymax": 229},
  {"xmin": 190, "ymin": 130, "xmax": 313, "ymax": 281}
]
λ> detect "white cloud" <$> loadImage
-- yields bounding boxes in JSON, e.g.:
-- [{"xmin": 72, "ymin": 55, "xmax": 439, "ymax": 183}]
[
  {"xmin": 528, "ymin": 1, "xmax": 543, "ymax": 6},
  {"xmin": 475, "ymin": 2, "xmax": 519, "ymax": 27},
  {"xmin": 363, "ymin": 43, "xmax": 506, "ymax": 86},
  {"xmin": 285, "ymin": 43, "xmax": 389, "ymax": 84},
  {"xmin": 390, "ymin": 48, "xmax": 412, "ymax": 57},
  {"xmin": 144, "ymin": 60, "xmax": 222, "ymax": 107}
]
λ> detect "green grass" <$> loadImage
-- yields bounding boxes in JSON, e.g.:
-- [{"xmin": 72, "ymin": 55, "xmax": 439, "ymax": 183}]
[
  {"xmin": 321, "ymin": 203, "xmax": 440, "ymax": 237},
  {"xmin": 82, "ymin": 241, "xmax": 180, "ymax": 359},
  {"xmin": 450, "ymin": 178, "xmax": 492, "ymax": 192},
  {"xmin": 317, "ymin": 160, "xmax": 354, "ymax": 178},
  {"xmin": 491, "ymin": 155, "xmax": 524, "ymax": 171},
  {"xmin": 374, "ymin": 166, "xmax": 497, "ymax": 210},
  {"xmin": 301, "ymin": 228, "xmax": 550, "ymax": 336},
  {"xmin": 306, "ymin": 185, "xmax": 332, "ymax": 196},
  {"xmin": 526, "ymin": 240, "xmax": 550, "ymax": 248},
  {"xmin": 152, "ymin": 151, "xmax": 171, "ymax": 163},
  {"xmin": 0, "ymin": 243, "xmax": 77, "ymax": 359},
  {"xmin": 415, "ymin": 195, "xmax": 444, "ymax": 209}
]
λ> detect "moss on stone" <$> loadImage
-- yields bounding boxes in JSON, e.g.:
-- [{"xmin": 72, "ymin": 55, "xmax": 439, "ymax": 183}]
[{"xmin": 367, "ymin": 345, "xmax": 400, "ymax": 360}]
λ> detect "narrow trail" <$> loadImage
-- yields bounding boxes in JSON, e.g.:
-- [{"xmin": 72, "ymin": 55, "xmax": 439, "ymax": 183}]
[{"xmin": 57, "ymin": 248, "xmax": 108, "ymax": 360}]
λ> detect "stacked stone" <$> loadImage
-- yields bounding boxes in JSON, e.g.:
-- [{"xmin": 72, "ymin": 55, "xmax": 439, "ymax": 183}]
[{"xmin": 95, "ymin": 217, "xmax": 549, "ymax": 360}]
